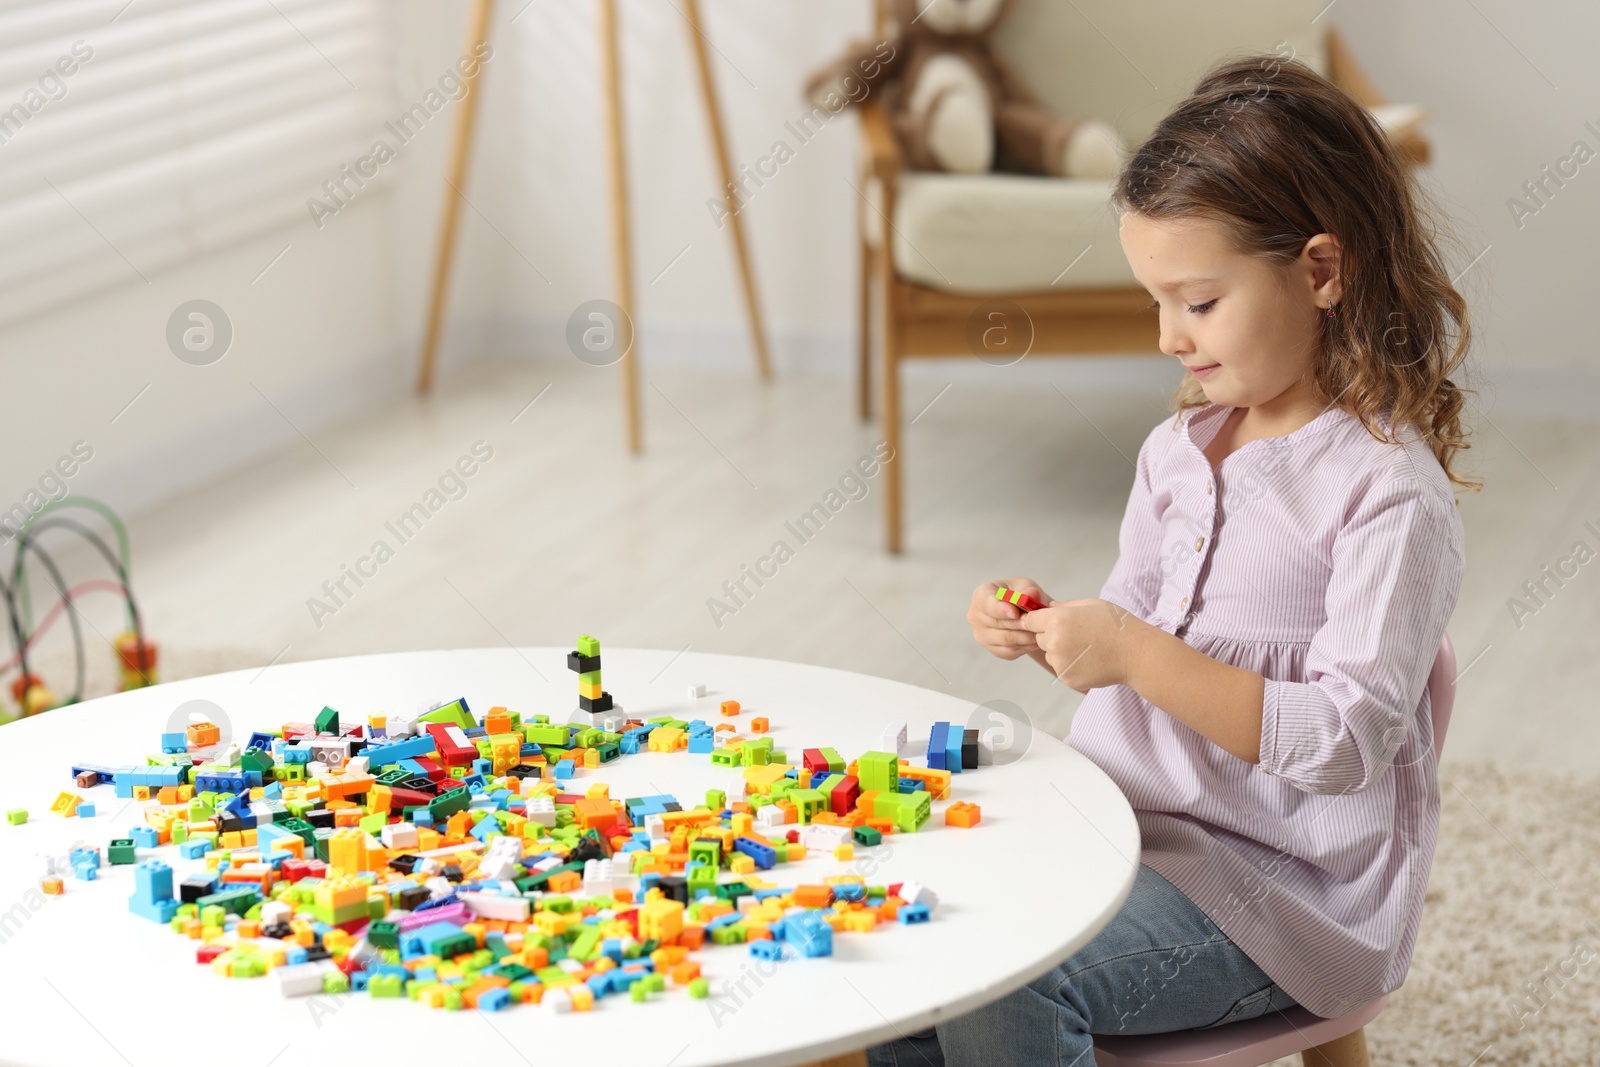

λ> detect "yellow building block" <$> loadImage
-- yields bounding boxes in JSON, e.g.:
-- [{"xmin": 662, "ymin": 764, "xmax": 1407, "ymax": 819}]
[
  {"xmin": 648, "ymin": 727, "xmax": 686, "ymax": 753},
  {"xmin": 639, "ymin": 897, "xmax": 685, "ymax": 943}
]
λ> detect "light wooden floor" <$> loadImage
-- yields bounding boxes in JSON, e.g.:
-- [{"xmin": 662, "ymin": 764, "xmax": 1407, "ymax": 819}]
[{"xmin": 39, "ymin": 355, "xmax": 1600, "ymax": 777}]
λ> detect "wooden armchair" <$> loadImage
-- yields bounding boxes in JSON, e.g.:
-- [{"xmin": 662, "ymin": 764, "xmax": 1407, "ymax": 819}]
[{"xmin": 855, "ymin": 1, "xmax": 1431, "ymax": 553}]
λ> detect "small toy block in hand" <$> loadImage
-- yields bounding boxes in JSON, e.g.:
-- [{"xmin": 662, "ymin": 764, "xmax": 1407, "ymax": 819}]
[{"xmin": 995, "ymin": 586, "xmax": 1045, "ymax": 613}]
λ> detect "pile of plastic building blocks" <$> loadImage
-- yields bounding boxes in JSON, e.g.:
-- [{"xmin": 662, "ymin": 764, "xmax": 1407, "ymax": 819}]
[{"xmin": 33, "ymin": 637, "xmax": 984, "ymax": 1012}]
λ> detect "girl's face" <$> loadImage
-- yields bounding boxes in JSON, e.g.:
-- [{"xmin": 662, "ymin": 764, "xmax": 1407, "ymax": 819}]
[{"xmin": 1118, "ymin": 212, "xmax": 1341, "ymax": 418}]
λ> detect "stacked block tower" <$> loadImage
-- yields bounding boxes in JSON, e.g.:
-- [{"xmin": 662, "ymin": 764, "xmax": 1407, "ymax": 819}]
[{"xmin": 569, "ymin": 634, "xmax": 624, "ymax": 729}]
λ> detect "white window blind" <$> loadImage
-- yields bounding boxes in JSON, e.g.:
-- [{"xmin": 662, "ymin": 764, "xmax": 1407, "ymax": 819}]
[{"xmin": 0, "ymin": 0, "xmax": 388, "ymax": 326}]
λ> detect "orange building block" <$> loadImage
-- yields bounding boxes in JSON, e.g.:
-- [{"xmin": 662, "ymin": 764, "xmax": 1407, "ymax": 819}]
[
  {"xmin": 749, "ymin": 717, "xmax": 769, "ymax": 733},
  {"xmin": 945, "ymin": 801, "xmax": 981, "ymax": 828},
  {"xmin": 720, "ymin": 700, "xmax": 740, "ymax": 717}
]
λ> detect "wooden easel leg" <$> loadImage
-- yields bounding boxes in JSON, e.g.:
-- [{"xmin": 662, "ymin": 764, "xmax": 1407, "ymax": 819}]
[
  {"xmin": 879, "ymin": 199, "xmax": 903, "ymax": 555},
  {"xmin": 857, "ymin": 190, "xmax": 873, "ymax": 420},
  {"xmin": 598, "ymin": 0, "xmax": 641, "ymax": 452},
  {"xmin": 1301, "ymin": 1026, "xmax": 1372, "ymax": 1067},
  {"xmin": 416, "ymin": 0, "xmax": 494, "ymax": 395},
  {"xmin": 682, "ymin": 0, "xmax": 773, "ymax": 381}
]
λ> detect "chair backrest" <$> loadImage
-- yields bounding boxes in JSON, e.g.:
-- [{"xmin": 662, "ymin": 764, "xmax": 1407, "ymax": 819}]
[
  {"xmin": 1427, "ymin": 631, "xmax": 1456, "ymax": 759},
  {"xmin": 901, "ymin": 0, "xmax": 1331, "ymax": 154}
]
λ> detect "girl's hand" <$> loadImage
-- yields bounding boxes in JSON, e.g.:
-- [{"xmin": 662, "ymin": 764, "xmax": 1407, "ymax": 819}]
[
  {"xmin": 1019, "ymin": 598, "xmax": 1148, "ymax": 692},
  {"xmin": 969, "ymin": 578, "xmax": 1053, "ymax": 661}
]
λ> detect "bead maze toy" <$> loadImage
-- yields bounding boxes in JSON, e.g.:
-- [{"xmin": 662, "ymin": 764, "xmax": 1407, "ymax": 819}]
[
  {"xmin": 19, "ymin": 640, "xmax": 986, "ymax": 1015},
  {"xmin": 0, "ymin": 496, "xmax": 157, "ymax": 722}
]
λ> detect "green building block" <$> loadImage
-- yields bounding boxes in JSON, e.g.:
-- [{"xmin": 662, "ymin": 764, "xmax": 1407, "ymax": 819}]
[
  {"xmin": 576, "ymin": 634, "xmax": 600, "ymax": 658},
  {"xmin": 322, "ymin": 969, "xmax": 350, "ymax": 994},
  {"xmin": 710, "ymin": 748, "xmax": 741, "ymax": 768},
  {"xmin": 871, "ymin": 788, "xmax": 930, "ymax": 833},
  {"xmin": 856, "ymin": 750, "xmax": 898, "ymax": 792},
  {"xmin": 418, "ymin": 699, "xmax": 475, "ymax": 729},
  {"xmin": 818, "ymin": 747, "xmax": 846, "ymax": 773},
  {"xmin": 688, "ymin": 977, "xmax": 710, "ymax": 998},
  {"xmin": 6, "ymin": 809, "xmax": 27, "ymax": 826},
  {"xmin": 197, "ymin": 886, "xmax": 260, "ymax": 916},
  {"xmin": 524, "ymin": 723, "xmax": 571, "ymax": 746},
  {"xmin": 314, "ymin": 706, "xmax": 340, "ymax": 734},
  {"xmin": 107, "ymin": 838, "xmax": 137, "ymax": 864},
  {"xmin": 711, "ymin": 923, "xmax": 748, "ymax": 945},
  {"xmin": 429, "ymin": 787, "xmax": 471, "ymax": 821},
  {"xmin": 741, "ymin": 744, "xmax": 768, "ymax": 767},
  {"xmin": 369, "ymin": 973, "xmax": 404, "ymax": 997},
  {"xmin": 789, "ymin": 788, "xmax": 827, "ymax": 823},
  {"xmin": 853, "ymin": 825, "xmax": 883, "ymax": 847},
  {"xmin": 706, "ymin": 788, "xmax": 726, "ymax": 811}
]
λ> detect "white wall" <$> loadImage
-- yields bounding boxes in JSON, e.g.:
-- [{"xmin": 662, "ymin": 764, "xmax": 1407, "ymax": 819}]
[{"xmin": 3, "ymin": 0, "xmax": 1595, "ymax": 524}]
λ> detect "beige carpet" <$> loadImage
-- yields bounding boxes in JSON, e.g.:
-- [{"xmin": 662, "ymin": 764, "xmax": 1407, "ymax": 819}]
[{"xmin": 16, "ymin": 647, "xmax": 1598, "ymax": 1065}]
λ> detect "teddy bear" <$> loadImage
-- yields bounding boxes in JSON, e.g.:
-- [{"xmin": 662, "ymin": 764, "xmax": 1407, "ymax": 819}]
[{"xmin": 803, "ymin": 0, "xmax": 1124, "ymax": 178}]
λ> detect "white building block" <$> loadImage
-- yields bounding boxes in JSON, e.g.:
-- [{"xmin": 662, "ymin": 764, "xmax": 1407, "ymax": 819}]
[
  {"xmin": 583, "ymin": 858, "xmax": 615, "ymax": 896},
  {"xmin": 261, "ymin": 900, "xmax": 292, "ymax": 926},
  {"xmin": 800, "ymin": 824, "xmax": 850, "ymax": 851},
  {"xmin": 526, "ymin": 796, "xmax": 557, "ymax": 827},
  {"xmin": 381, "ymin": 822, "xmax": 420, "ymax": 851},
  {"xmin": 687, "ymin": 683, "xmax": 706, "ymax": 699},
  {"xmin": 755, "ymin": 806, "xmax": 786, "ymax": 831},
  {"xmin": 880, "ymin": 719, "xmax": 908, "ymax": 756},
  {"xmin": 461, "ymin": 891, "xmax": 532, "ymax": 922},
  {"xmin": 896, "ymin": 879, "xmax": 939, "ymax": 912},
  {"xmin": 599, "ymin": 712, "xmax": 627, "ymax": 733},
  {"xmin": 277, "ymin": 961, "xmax": 332, "ymax": 997}
]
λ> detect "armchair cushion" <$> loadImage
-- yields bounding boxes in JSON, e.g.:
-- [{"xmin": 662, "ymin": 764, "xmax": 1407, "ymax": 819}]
[{"xmin": 866, "ymin": 172, "xmax": 1134, "ymax": 294}]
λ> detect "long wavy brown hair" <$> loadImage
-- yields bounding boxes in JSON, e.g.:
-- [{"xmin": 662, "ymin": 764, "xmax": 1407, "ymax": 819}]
[{"xmin": 1112, "ymin": 53, "xmax": 1482, "ymax": 493}]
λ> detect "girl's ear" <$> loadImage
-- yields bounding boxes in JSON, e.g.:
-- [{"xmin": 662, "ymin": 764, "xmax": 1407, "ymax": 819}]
[{"xmin": 1302, "ymin": 232, "xmax": 1344, "ymax": 306}]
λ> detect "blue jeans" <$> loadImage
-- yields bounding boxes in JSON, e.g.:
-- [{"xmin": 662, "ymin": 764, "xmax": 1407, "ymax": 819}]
[{"xmin": 866, "ymin": 863, "xmax": 1300, "ymax": 1067}]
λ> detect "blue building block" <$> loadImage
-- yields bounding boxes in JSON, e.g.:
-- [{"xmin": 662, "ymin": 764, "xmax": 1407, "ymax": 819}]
[
  {"xmin": 927, "ymin": 721, "xmax": 949, "ymax": 771},
  {"xmin": 130, "ymin": 826, "xmax": 159, "ymax": 848},
  {"xmin": 898, "ymin": 902, "xmax": 932, "ymax": 925},
  {"xmin": 944, "ymin": 724, "xmax": 963, "ymax": 775},
  {"xmin": 478, "ymin": 987, "xmax": 512, "ymax": 1011},
  {"xmin": 76, "ymin": 803, "xmax": 95, "ymax": 818},
  {"xmin": 687, "ymin": 733, "xmax": 715, "ymax": 754},
  {"xmin": 179, "ymin": 838, "xmax": 211, "ymax": 859},
  {"xmin": 366, "ymin": 733, "xmax": 438, "ymax": 765},
  {"xmin": 553, "ymin": 761, "xmax": 574, "ymax": 780},
  {"xmin": 732, "ymin": 837, "xmax": 775, "ymax": 870},
  {"xmin": 69, "ymin": 763, "xmax": 118, "ymax": 785},
  {"xmin": 785, "ymin": 913, "xmax": 833, "ymax": 958},
  {"xmin": 750, "ymin": 940, "xmax": 785, "ymax": 961},
  {"xmin": 247, "ymin": 731, "xmax": 276, "ymax": 751},
  {"xmin": 160, "ymin": 732, "xmax": 187, "ymax": 754},
  {"xmin": 129, "ymin": 860, "xmax": 178, "ymax": 922}
]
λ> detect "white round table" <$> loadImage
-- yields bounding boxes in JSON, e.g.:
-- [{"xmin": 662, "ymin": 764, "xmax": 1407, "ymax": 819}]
[{"xmin": 0, "ymin": 648, "xmax": 1139, "ymax": 1067}]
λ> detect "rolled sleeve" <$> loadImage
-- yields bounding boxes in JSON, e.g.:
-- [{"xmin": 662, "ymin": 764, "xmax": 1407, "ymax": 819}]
[
  {"xmin": 1257, "ymin": 473, "xmax": 1464, "ymax": 794},
  {"xmin": 1097, "ymin": 425, "xmax": 1168, "ymax": 620}
]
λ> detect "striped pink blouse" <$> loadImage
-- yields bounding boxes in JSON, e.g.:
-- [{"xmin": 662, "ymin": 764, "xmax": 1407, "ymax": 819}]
[{"xmin": 1068, "ymin": 401, "xmax": 1465, "ymax": 1019}]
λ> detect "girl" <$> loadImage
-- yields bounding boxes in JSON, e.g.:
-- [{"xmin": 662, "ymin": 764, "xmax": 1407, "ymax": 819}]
[{"xmin": 868, "ymin": 53, "xmax": 1478, "ymax": 1067}]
